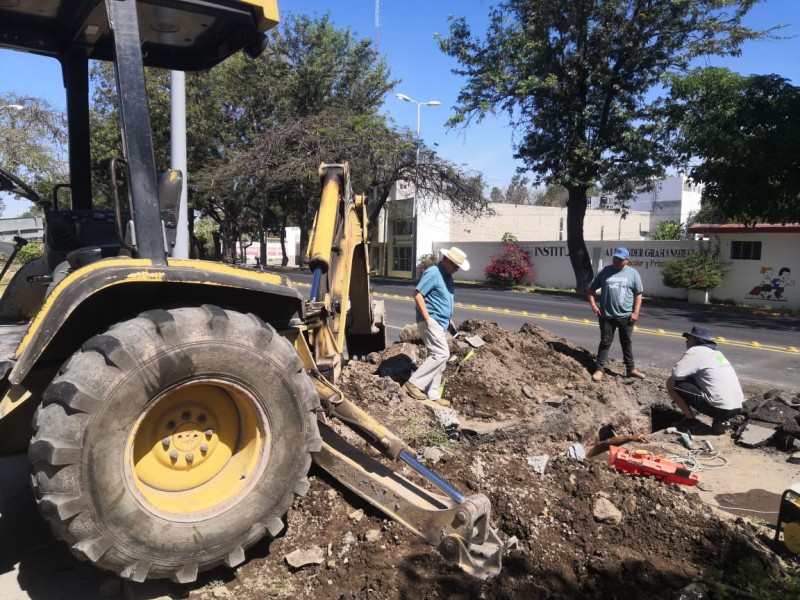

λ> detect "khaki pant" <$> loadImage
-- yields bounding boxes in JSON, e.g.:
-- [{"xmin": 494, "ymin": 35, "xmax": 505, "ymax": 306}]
[{"xmin": 408, "ymin": 319, "xmax": 450, "ymax": 400}]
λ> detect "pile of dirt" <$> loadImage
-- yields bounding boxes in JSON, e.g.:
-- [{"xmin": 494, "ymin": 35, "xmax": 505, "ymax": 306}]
[{"xmin": 188, "ymin": 319, "xmax": 797, "ymax": 600}]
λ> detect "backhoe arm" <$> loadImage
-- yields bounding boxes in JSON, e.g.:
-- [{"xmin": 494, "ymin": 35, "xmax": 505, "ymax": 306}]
[
  {"xmin": 305, "ymin": 164, "xmax": 386, "ymax": 361},
  {"xmin": 303, "ymin": 365, "xmax": 516, "ymax": 579}
]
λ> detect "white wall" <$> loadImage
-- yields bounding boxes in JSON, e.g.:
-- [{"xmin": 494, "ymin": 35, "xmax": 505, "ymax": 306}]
[
  {"xmin": 707, "ymin": 232, "xmax": 799, "ymax": 310},
  {"xmin": 435, "ymin": 240, "xmax": 697, "ymax": 299},
  {"xmin": 434, "ymin": 234, "xmax": 800, "ymax": 310},
  {"xmin": 447, "ymin": 204, "xmax": 649, "ymax": 244},
  {"xmin": 0, "ymin": 216, "xmax": 43, "ymax": 242},
  {"xmin": 242, "ymin": 227, "xmax": 301, "ymax": 266}
]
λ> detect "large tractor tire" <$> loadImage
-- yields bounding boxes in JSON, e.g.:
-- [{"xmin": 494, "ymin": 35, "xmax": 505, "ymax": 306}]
[{"xmin": 29, "ymin": 305, "xmax": 321, "ymax": 583}]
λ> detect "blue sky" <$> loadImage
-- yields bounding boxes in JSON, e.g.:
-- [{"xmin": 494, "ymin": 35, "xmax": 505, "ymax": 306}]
[{"xmin": 1, "ymin": 0, "xmax": 799, "ymax": 217}]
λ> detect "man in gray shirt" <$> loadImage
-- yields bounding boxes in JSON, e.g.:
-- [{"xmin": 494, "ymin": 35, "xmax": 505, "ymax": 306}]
[
  {"xmin": 667, "ymin": 325, "xmax": 744, "ymax": 435},
  {"xmin": 587, "ymin": 247, "xmax": 645, "ymax": 381}
]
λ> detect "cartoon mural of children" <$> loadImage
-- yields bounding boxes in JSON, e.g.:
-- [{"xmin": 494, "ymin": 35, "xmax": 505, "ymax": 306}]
[
  {"xmin": 773, "ymin": 267, "xmax": 795, "ymax": 300},
  {"xmin": 747, "ymin": 266, "xmax": 774, "ymax": 299}
]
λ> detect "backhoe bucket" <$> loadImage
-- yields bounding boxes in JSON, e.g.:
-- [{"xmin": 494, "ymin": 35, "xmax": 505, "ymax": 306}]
[{"xmin": 314, "ymin": 421, "xmax": 517, "ymax": 579}]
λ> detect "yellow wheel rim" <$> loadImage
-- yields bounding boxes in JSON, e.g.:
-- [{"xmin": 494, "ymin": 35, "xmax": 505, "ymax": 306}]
[
  {"xmin": 126, "ymin": 379, "xmax": 269, "ymax": 520},
  {"xmin": 785, "ymin": 521, "xmax": 800, "ymax": 554}
]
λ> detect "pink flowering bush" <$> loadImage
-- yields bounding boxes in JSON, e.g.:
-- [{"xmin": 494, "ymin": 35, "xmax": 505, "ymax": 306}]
[{"xmin": 484, "ymin": 236, "xmax": 534, "ymax": 287}]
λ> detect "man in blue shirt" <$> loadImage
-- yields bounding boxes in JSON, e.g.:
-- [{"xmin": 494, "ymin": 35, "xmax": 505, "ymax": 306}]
[
  {"xmin": 403, "ymin": 247, "xmax": 469, "ymax": 406},
  {"xmin": 587, "ymin": 247, "xmax": 645, "ymax": 381}
]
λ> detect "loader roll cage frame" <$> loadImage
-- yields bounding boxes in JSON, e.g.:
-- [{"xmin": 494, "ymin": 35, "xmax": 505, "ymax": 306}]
[{"xmin": 0, "ymin": 0, "xmax": 514, "ymax": 584}]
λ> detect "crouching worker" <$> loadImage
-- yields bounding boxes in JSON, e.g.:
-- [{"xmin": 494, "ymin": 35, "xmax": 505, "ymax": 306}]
[
  {"xmin": 403, "ymin": 247, "xmax": 469, "ymax": 407},
  {"xmin": 666, "ymin": 325, "xmax": 744, "ymax": 435}
]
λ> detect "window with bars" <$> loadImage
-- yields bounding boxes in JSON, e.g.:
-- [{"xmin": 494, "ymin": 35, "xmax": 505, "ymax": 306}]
[
  {"xmin": 393, "ymin": 245, "xmax": 411, "ymax": 271},
  {"xmin": 731, "ymin": 241, "xmax": 762, "ymax": 260}
]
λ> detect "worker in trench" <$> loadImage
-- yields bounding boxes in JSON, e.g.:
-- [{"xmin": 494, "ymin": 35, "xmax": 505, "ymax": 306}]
[{"xmin": 666, "ymin": 325, "xmax": 744, "ymax": 435}]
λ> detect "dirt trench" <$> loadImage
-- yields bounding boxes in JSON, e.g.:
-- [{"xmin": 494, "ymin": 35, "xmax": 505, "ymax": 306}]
[{"xmin": 188, "ymin": 319, "xmax": 797, "ymax": 600}]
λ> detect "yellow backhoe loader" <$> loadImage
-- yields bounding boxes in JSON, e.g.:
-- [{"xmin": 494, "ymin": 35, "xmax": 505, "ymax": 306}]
[{"xmin": 0, "ymin": 0, "xmax": 513, "ymax": 584}]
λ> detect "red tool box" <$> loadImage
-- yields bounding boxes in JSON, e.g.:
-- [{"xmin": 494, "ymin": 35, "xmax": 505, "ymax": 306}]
[{"xmin": 608, "ymin": 446, "xmax": 701, "ymax": 486}]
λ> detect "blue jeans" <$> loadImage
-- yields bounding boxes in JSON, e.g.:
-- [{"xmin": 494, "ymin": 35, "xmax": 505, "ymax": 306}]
[{"xmin": 595, "ymin": 315, "xmax": 635, "ymax": 372}]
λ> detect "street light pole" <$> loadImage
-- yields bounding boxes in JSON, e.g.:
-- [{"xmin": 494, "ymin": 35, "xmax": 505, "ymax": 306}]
[{"xmin": 395, "ymin": 93, "xmax": 440, "ymax": 279}]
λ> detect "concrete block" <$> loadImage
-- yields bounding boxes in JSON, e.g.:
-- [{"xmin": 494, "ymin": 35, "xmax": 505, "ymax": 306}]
[{"xmin": 737, "ymin": 423, "xmax": 776, "ymax": 448}]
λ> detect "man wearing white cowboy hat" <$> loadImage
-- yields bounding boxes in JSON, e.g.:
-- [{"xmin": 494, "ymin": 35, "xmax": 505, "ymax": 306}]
[{"xmin": 403, "ymin": 247, "xmax": 469, "ymax": 406}]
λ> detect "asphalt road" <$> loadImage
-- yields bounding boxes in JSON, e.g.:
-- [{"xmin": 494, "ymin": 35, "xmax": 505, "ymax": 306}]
[{"xmin": 285, "ymin": 271, "xmax": 800, "ymax": 389}]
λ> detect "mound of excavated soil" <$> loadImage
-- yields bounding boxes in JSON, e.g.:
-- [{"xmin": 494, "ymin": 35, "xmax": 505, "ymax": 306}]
[{"xmin": 188, "ymin": 319, "xmax": 798, "ymax": 600}]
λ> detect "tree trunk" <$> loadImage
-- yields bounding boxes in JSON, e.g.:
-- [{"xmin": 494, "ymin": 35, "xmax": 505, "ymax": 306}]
[
  {"xmin": 280, "ymin": 213, "xmax": 289, "ymax": 266},
  {"xmin": 298, "ymin": 198, "xmax": 311, "ymax": 270},
  {"xmin": 566, "ymin": 186, "xmax": 594, "ymax": 295},
  {"xmin": 258, "ymin": 226, "xmax": 266, "ymax": 269}
]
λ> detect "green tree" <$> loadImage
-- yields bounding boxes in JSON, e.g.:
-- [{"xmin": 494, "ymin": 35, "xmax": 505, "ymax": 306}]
[
  {"xmin": 200, "ymin": 13, "xmax": 488, "ymax": 260},
  {"xmin": 0, "ymin": 93, "xmax": 67, "ymax": 215},
  {"xmin": 652, "ymin": 220, "xmax": 684, "ymax": 240},
  {"xmin": 666, "ymin": 67, "xmax": 800, "ymax": 225},
  {"xmin": 489, "ymin": 186, "xmax": 504, "ymax": 203},
  {"xmin": 88, "ymin": 13, "xmax": 489, "ymax": 263},
  {"xmin": 690, "ymin": 201, "xmax": 732, "ymax": 225},
  {"xmin": 506, "ymin": 173, "xmax": 531, "ymax": 205},
  {"xmin": 438, "ymin": 0, "xmax": 770, "ymax": 293},
  {"xmin": 533, "ymin": 185, "xmax": 569, "ymax": 207}
]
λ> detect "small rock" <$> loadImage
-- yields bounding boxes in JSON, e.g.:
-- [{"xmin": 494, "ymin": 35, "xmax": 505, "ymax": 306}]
[
  {"xmin": 546, "ymin": 395, "xmax": 567, "ymax": 407},
  {"xmin": 526, "ymin": 455, "xmax": 549, "ymax": 474},
  {"xmin": 348, "ymin": 509, "xmax": 364, "ymax": 522},
  {"xmin": 788, "ymin": 452, "xmax": 800, "ymax": 464},
  {"xmin": 421, "ymin": 446, "xmax": 445, "ymax": 463},
  {"xmin": 564, "ymin": 443, "xmax": 586, "ymax": 460},
  {"xmin": 521, "ymin": 385, "xmax": 536, "ymax": 400},
  {"xmin": 364, "ymin": 529, "xmax": 381, "ymax": 542},
  {"xmin": 430, "ymin": 407, "xmax": 460, "ymax": 430},
  {"xmin": 338, "ymin": 531, "xmax": 355, "ymax": 558},
  {"xmin": 212, "ymin": 586, "xmax": 232, "ymax": 599},
  {"xmin": 284, "ymin": 546, "xmax": 325, "ymax": 569},
  {"xmin": 593, "ymin": 497, "xmax": 623, "ymax": 525}
]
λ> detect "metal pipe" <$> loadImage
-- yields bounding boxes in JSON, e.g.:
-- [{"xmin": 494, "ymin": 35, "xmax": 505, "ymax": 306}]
[
  {"xmin": 399, "ymin": 449, "xmax": 465, "ymax": 503},
  {"xmin": 310, "ymin": 267, "xmax": 322, "ymax": 301}
]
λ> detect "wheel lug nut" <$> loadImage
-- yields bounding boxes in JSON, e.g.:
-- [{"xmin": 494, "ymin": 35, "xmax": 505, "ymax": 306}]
[
  {"xmin": 186, "ymin": 453, "xmax": 195, "ymax": 464},
  {"xmin": 162, "ymin": 437, "xmax": 171, "ymax": 449},
  {"xmin": 204, "ymin": 429, "xmax": 213, "ymax": 439},
  {"xmin": 200, "ymin": 443, "xmax": 209, "ymax": 454},
  {"xmin": 169, "ymin": 450, "xmax": 179, "ymax": 462}
]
